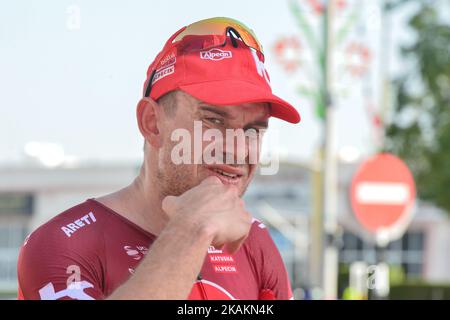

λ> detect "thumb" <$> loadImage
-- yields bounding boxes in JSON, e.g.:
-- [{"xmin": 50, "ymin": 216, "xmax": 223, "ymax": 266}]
[
  {"xmin": 162, "ymin": 195, "xmax": 178, "ymax": 216},
  {"xmin": 201, "ymin": 175, "xmax": 222, "ymax": 186}
]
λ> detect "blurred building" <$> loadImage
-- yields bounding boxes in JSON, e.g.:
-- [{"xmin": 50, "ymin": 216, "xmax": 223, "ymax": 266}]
[
  {"xmin": 0, "ymin": 163, "xmax": 139, "ymax": 293},
  {"xmin": 0, "ymin": 161, "xmax": 449, "ymax": 295}
]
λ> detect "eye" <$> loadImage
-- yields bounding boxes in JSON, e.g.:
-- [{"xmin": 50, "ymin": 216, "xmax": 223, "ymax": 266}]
[
  {"xmin": 245, "ymin": 127, "xmax": 266, "ymax": 135},
  {"xmin": 205, "ymin": 117, "xmax": 224, "ymax": 126}
]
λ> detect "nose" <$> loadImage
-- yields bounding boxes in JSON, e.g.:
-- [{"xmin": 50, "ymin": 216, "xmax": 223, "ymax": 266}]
[
  {"xmin": 223, "ymin": 129, "xmax": 256, "ymax": 165},
  {"xmin": 201, "ymin": 128, "xmax": 260, "ymax": 166}
]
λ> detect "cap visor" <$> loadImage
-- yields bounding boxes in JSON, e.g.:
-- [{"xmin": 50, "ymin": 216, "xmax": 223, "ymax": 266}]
[{"xmin": 179, "ymin": 80, "xmax": 301, "ymax": 124}]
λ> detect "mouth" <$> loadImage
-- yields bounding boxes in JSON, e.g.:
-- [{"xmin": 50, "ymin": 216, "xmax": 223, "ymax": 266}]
[{"xmin": 205, "ymin": 165, "xmax": 245, "ymax": 185}]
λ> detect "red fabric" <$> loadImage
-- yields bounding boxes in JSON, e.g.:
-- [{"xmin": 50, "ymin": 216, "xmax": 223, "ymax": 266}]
[
  {"xmin": 17, "ymin": 284, "xmax": 24, "ymax": 300},
  {"xmin": 259, "ymin": 289, "xmax": 277, "ymax": 300},
  {"xmin": 17, "ymin": 199, "xmax": 293, "ymax": 300}
]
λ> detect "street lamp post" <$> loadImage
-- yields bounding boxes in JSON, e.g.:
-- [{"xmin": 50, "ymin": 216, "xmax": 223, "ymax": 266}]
[{"xmin": 321, "ymin": 0, "xmax": 339, "ymax": 300}]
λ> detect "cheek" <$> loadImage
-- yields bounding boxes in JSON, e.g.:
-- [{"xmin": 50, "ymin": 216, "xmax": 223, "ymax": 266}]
[
  {"xmin": 247, "ymin": 165, "xmax": 257, "ymax": 179},
  {"xmin": 159, "ymin": 136, "xmax": 198, "ymax": 173}
]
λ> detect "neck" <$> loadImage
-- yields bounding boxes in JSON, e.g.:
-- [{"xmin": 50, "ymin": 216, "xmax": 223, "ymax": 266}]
[{"xmin": 97, "ymin": 164, "xmax": 169, "ymax": 237}]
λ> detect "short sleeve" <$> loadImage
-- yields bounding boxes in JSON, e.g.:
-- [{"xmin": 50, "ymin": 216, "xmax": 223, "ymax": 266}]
[
  {"xmin": 17, "ymin": 222, "xmax": 105, "ymax": 300},
  {"xmin": 246, "ymin": 220, "xmax": 294, "ymax": 300}
]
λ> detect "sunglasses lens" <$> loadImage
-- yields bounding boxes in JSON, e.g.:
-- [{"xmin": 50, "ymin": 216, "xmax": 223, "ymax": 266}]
[{"xmin": 172, "ymin": 17, "xmax": 264, "ymax": 55}]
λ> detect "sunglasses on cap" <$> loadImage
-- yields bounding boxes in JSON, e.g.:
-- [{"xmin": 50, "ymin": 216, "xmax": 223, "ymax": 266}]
[
  {"xmin": 171, "ymin": 17, "xmax": 264, "ymax": 56},
  {"xmin": 144, "ymin": 17, "xmax": 264, "ymax": 97}
]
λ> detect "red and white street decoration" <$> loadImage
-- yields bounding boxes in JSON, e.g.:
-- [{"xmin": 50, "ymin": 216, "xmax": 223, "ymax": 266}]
[
  {"xmin": 273, "ymin": 37, "xmax": 302, "ymax": 73},
  {"xmin": 350, "ymin": 153, "xmax": 416, "ymax": 245},
  {"xmin": 345, "ymin": 42, "xmax": 371, "ymax": 77},
  {"xmin": 306, "ymin": 0, "xmax": 347, "ymax": 15}
]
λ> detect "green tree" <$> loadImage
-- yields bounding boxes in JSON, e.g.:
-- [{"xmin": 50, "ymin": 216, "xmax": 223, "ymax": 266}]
[{"xmin": 384, "ymin": 0, "xmax": 450, "ymax": 214}]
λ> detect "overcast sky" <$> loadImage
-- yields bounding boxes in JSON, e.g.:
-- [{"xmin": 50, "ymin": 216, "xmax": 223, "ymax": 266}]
[{"xmin": 0, "ymin": 0, "xmax": 418, "ymax": 167}]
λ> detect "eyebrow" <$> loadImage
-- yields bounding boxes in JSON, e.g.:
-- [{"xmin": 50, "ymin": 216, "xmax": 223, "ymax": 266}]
[
  {"xmin": 245, "ymin": 120, "xmax": 269, "ymax": 130},
  {"xmin": 198, "ymin": 103, "xmax": 270, "ymax": 129},
  {"xmin": 198, "ymin": 104, "xmax": 235, "ymax": 119}
]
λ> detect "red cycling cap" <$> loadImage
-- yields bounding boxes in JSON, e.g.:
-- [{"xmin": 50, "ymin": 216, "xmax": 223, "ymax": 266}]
[{"xmin": 143, "ymin": 20, "xmax": 301, "ymax": 124}]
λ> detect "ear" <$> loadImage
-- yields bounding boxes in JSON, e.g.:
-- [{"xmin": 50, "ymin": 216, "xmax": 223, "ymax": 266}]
[{"xmin": 136, "ymin": 97, "xmax": 163, "ymax": 149}]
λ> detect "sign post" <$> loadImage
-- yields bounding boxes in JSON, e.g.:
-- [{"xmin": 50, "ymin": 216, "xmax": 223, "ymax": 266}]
[{"xmin": 350, "ymin": 153, "xmax": 416, "ymax": 299}]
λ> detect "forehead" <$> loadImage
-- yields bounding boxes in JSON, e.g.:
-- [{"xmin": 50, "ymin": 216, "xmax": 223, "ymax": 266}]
[{"xmin": 222, "ymin": 102, "xmax": 270, "ymax": 118}]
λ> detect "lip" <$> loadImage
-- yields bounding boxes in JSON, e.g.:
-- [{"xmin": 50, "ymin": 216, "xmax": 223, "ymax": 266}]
[
  {"xmin": 205, "ymin": 164, "xmax": 246, "ymax": 186},
  {"xmin": 206, "ymin": 164, "xmax": 245, "ymax": 176}
]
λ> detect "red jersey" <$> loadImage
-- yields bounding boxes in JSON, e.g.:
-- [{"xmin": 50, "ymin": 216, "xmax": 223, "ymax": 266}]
[{"xmin": 17, "ymin": 199, "xmax": 293, "ymax": 300}]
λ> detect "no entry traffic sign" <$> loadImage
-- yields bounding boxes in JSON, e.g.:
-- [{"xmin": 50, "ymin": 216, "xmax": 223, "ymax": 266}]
[{"xmin": 350, "ymin": 153, "xmax": 416, "ymax": 240}]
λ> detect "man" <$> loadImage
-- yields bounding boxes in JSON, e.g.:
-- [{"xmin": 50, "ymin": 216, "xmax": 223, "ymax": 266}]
[{"xmin": 17, "ymin": 17, "xmax": 301, "ymax": 300}]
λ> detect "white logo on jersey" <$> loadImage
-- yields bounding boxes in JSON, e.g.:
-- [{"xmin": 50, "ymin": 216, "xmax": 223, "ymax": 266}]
[
  {"xmin": 252, "ymin": 218, "xmax": 266, "ymax": 229},
  {"xmin": 124, "ymin": 245, "xmax": 148, "ymax": 260},
  {"xmin": 61, "ymin": 212, "xmax": 96, "ymax": 238},
  {"xmin": 195, "ymin": 279, "xmax": 236, "ymax": 300},
  {"xmin": 23, "ymin": 234, "xmax": 31, "ymax": 246},
  {"xmin": 207, "ymin": 246, "xmax": 223, "ymax": 254},
  {"xmin": 39, "ymin": 281, "xmax": 95, "ymax": 300}
]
